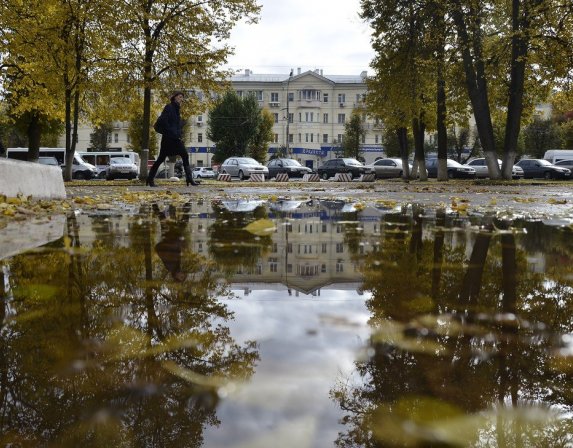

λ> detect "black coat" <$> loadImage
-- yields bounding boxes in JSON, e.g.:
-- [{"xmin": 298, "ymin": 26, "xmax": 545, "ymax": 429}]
[{"xmin": 159, "ymin": 101, "xmax": 183, "ymax": 141}]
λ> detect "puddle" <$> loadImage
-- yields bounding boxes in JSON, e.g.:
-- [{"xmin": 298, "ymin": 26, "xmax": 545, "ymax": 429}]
[{"xmin": 1, "ymin": 199, "xmax": 572, "ymax": 447}]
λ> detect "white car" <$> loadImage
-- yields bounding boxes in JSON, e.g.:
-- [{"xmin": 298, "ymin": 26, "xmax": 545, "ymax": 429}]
[
  {"xmin": 465, "ymin": 158, "xmax": 524, "ymax": 179},
  {"xmin": 220, "ymin": 157, "xmax": 269, "ymax": 180},
  {"xmin": 192, "ymin": 167, "xmax": 216, "ymax": 179},
  {"xmin": 105, "ymin": 157, "xmax": 138, "ymax": 180}
]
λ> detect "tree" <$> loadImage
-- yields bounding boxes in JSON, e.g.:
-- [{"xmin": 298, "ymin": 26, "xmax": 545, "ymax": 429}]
[
  {"xmin": 250, "ymin": 108, "xmax": 274, "ymax": 164},
  {"xmin": 112, "ymin": 0, "xmax": 261, "ymax": 171},
  {"xmin": 523, "ymin": 117, "xmax": 561, "ymax": 158},
  {"xmin": 449, "ymin": 0, "xmax": 573, "ymax": 179},
  {"xmin": 89, "ymin": 123, "xmax": 113, "ymax": 151},
  {"xmin": 207, "ymin": 91, "xmax": 262, "ymax": 163},
  {"xmin": 342, "ymin": 110, "xmax": 366, "ymax": 160}
]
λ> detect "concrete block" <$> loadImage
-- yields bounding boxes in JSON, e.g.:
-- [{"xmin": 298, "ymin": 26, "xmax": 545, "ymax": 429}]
[
  {"xmin": 275, "ymin": 173, "xmax": 289, "ymax": 182},
  {"xmin": 302, "ymin": 173, "xmax": 320, "ymax": 182},
  {"xmin": 358, "ymin": 173, "xmax": 376, "ymax": 182},
  {"xmin": 333, "ymin": 172, "xmax": 352, "ymax": 182},
  {"xmin": 249, "ymin": 173, "xmax": 265, "ymax": 182},
  {"xmin": 0, "ymin": 158, "xmax": 66, "ymax": 199},
  {"xmin": 217, "ymin": 173, "xmax": 232, "ymax": 182}
]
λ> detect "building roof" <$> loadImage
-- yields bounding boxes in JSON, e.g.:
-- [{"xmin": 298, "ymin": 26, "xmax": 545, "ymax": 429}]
[{"xmin": 230, "ymin": 69, "xmax": 367, "ymax": 84}]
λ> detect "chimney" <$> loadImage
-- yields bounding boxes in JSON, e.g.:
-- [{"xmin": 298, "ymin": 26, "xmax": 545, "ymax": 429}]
[
  {"xmin": 320, "ymin": 69, "xmax": 323, "ymax": 76},
  {"xmin": 297, "ymin": 67, "xmax": 301, "ymax": 75},
  {"xmin": 245, "ymin": 69, "xmax": 251, "ymax": 76},
  {"xmin": 314, "ymin": 68, "xmax": 319, "ymax": 74}
]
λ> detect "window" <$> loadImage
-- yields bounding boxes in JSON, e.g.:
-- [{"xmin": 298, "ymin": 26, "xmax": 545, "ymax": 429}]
[
  {"xmin": 289, "ymin": 134, "xmax": 293, "ymax": 143},
  {"xmin": 237, "ymin": 90, "xmax": 243, "ymax": 98},
  {"xmin": 288, "ymin": 113, "xmax": 293, "ymax": 123},
  {"xmin": 336, "ymin": 260, "xmax": 344, "ymax": 273},
  {"xmin": 269, "ymin": 257, "xmax": 278, "ymax": 272},
  {"xmin": 274, "ymin": 134, "xmax": 279, "ymax": 143},
  {"xmin": 323, "ymin": 134, "xmax": 328, "ymax": 143},
  {"xmin": 321, "ymin": 264, "xmax": 326, "ymax": 273},
  {"xmin": 299, "ymin": 113, "xmax": 302, "ymax": 122},
  {"xmin": 287, "ymin": 264, "xmax": 293, "ymax": 273},
  {"xmin": 323, "ymin": 113, "xmax": 329, "ymax": 124},
  {"xmin": 197, "ymin": 115, "xmax": 203, "ymax": 122},
  {"xmin": 362, "ymin": 135, "xmax": 366, "ymax": 143},
  {"xmin": 323, "ymin": 93, "xmax": 329, "ymax": 103},
  {"xmin": 338, "ymin": 93, "xmax": 346, "ymax": 103},
  {"xmin": 271, "ymin": 92, "xmax": 279, "ymax": 102},
  {"xmin": 336, "ymin": 243, "xmax": 344, "ymax": 253},
  {"xmin": 274, "ymin": 113, "xmax": 279, "ymax": 123},
  {"xmin": 298, "ymin": 133, "xmax": 302, "ymax": 143},
  {"xmin": 198, "ymin": 133, "xmax": 203, "ymax": 143},
  {"xmin": 337, "ymin": 134, "xmax": 343, "ymax": 143},
  {"xmin": 288, "ymin": 92, "xmax": 294, "ymax": 102},
  {"xmin": 375, "ymin": 134, "xmax": 379, "ymax": 144},
  {"xmin": 322, "ymin": 243, "xmax": 327, "ymax": 253},
  {"xmin": 251, "ymin": 90, "xmax": 263, "ymax": 101},
  {"xmin": 338, "ymin": 114, "xmax": 345, "ymax": 124},
  {"xmin": 114, "ymin": 133, "xmax": 119, "ymax": 143}
]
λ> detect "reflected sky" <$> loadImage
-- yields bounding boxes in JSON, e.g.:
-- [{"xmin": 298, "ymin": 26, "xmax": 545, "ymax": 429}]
[{"xmin": 1, "ymin": 198, "xmax": 572, "ymax": 447}]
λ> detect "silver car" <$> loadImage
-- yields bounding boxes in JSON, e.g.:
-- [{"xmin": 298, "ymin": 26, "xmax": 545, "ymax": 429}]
[
  {"xmin": 220, "ymin": 157, "xmax": 269, "ymax": 180},
  {"xmin": 105, "ymin": 157, "xmax": 138, "ymax": 180},
  {"xmin": 365, "ymin": 158, "xmax": 406, "ymax": 178},
  {"xmin": 465, "ymin": 158, "xmax": 524, "ymax": 179}
]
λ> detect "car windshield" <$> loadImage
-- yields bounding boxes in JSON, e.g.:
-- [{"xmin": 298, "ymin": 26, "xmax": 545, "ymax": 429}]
[
  {"xmin": 236, "ymin": 158, "xmax": 259, "ymax": 165},
  {"xmin": 203, "ymin": 168, "xmax": 213, "ymax": 171},
  {"xmin": 282, "ymin": 159, "xmax": 301, "ymax": 166},
  {"xmin": 342, "ymin": 158, "xmax": 362, "ymax": 166}
]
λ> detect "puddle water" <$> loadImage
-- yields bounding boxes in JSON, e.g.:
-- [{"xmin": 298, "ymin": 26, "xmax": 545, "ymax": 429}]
[{"xmin": 1, "ymin": 199, "xmax": 572, "ymax": 447}]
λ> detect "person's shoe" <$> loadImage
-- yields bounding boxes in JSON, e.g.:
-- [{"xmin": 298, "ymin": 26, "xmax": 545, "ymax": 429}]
[{"xmin": 146, "ymin": 178, "xmax": 156, "ymax": 187}]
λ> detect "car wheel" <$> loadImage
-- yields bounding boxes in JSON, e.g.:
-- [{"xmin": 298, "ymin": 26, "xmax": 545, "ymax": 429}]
[
  {"xmin": 321, "ymin": 172, "xmax": 329, "ymax": 180},
  {"xmin": 106, "ymin": 176, "xmax": 113, "ymax": 181},
  {"xmin": 447, "ymin": 170, "xmax": 454, "ymax": 179},
  {"xmin": 544, "ymin": 171, "xmax": 552, "ymax": 180},
  {"xmin": 238, "ymin": 170, "xmax": 245, "ymax": 180},
  {"xmin": 75, "ymin": 172, "xmax": 86, "ymax": 180}
]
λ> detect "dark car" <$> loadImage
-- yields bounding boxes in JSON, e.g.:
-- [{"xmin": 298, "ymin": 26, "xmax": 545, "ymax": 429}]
[
  {"xmin": 515, "ymin": 159, "xmax": 571, "ymax": 179},
  {"xmin": 317, "ymin": 158, "xmax": 366, "ymax": 180},
  {"xmin": 267, "ymin": 158, "xmax": 312, "ymax": 178},
  {"xmin": 554, "ymin": 159, "xmax": 573, "ymax": 172},
  {"xmin": 426, "ymin": 158, "xmax": 477, "ymax": 179}
]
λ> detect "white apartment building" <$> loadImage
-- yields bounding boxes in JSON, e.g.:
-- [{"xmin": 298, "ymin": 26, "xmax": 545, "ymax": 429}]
[{"xmin": 63, "ymin": 68, "xmax": 385, "ymax": 168}]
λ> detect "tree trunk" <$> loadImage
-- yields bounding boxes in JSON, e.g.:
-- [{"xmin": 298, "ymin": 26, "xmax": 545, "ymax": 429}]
[
  {"xmin": 412, "ymin": 117, "xmax": 427, "ymax": 180},
  {"xmin": 396, "ymin": 127, "xmax": 410, "ymax": 180},
  {"xmin": 63, "ymin": 85, "xmax": 73, "ymax": 181},
  {"xmin": 26, "ymin": 112, "xmax": 41, "ymax": 162},
  {"xmin": 502, "ymin": 0, "xmax": 529, "ymax": 180},
  {"xmin": 436, "ymin": 46, "xmax": 448, "ymax": 182},
  {"xmin": 451, "ymin": 0, "xmax": 501, "ymax": 179}
]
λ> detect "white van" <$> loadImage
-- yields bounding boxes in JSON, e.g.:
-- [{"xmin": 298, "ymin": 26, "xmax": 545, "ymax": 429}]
[
  {"xmin": 79, "ymin": 151, "xmax": 141, "ymax": 178},
  {"xmin": 543, "ymin": 149, "xmax": 573, "ymax": 164},
  {"xmin": 6, "ymin": 147, "xmax": 98, "ymax": 179}
]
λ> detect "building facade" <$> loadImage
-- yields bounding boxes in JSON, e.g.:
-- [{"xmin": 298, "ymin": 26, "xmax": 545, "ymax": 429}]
[{"xmin": 61, "ymin": 68, "xmax": 386, "ymax": 167}]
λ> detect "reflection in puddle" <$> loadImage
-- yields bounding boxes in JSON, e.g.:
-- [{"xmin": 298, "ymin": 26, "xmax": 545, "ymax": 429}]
[{"xmin": 1, "ymin": 199, "xmax": 572, "ymax": 446}]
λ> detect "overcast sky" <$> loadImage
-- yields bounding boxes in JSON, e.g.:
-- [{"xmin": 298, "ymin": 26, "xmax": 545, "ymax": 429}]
[{"xmin": 224, "ymin": 0, "xmax": 374, "ymax": 76}]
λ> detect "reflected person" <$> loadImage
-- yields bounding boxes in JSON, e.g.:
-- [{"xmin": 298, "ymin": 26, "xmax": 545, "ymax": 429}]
[{"xmin": 153, "ymin": 203, "xmax": 191, "ymax": 282}]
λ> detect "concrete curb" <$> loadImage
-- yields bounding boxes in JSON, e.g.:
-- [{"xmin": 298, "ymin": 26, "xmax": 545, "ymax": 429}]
[{"xmin": 0, "ymin": 159, "xmax": 66, "ymax": 199}]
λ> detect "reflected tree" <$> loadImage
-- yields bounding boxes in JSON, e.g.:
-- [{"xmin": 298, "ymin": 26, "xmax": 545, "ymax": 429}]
[{"xmin": 0, "ymin": 202, "xmax": 260, "ymax": 446}]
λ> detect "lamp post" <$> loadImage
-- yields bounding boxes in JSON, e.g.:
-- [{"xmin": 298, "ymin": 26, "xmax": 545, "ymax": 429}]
[{"xmin": 286, "ymin": 69, "xmax": 293, "ymax": 157}]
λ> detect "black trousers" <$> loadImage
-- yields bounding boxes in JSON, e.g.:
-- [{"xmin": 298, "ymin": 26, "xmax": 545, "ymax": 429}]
[{"xmin": 148, "ymin": 136, "xmax": 191, "ymax": 180}]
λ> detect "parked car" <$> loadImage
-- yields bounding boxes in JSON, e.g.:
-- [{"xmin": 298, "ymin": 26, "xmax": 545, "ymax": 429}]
[
  {"xmin": 38, "ymin": 156, "xmax": 60, "ymax": 167},
  {"xmin": 317, "ymin": 158, "xmax": 367, "ymax": 180},
  {"xmin": 105, "ymin": 157, "xmax": 138, "ymax": 180},
  {"xmin": 267, "ymin": 158, "xmax": 312, "ymax": 178},
  {"xmin": 465, "ymin": 158, "xmax": 524, "ymax": 179},
  {"xmin": 364, "ymin": 158, "xmax": 407, "ymax": 178},
  {"xmin": 515, "ymin": 159, "xmax": 571, "ymax": 179},
  {"xmin": 220, "ymin": 157, "xmax": 268, "ymax": 180},
  {"xmin": 192, "ymin": 167, "xmax": 216, "ymax": 179},
  {"xmin": 426, "ymin": 158, "xmax": 477, "ymax": 179},
  {"xmin": 554, "ymin": 159, "xmax": 573, "ymax": 171}
]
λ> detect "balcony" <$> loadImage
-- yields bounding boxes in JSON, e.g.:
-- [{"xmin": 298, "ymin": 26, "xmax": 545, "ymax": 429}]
[{"xmin": 269, "ymin": 102, "xmax": 280, "ymax": 108}]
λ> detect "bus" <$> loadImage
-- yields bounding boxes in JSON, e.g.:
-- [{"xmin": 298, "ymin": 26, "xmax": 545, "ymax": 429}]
[
  {"xmin": 6, "ymin": 147, "xmax": 97, "ymax": 179},
  {"xmin": 78, "ymin": 151, "xmax": 140, "ymax": 178}
]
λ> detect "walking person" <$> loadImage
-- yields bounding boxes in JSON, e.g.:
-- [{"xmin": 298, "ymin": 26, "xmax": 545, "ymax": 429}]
[{"xmin": 147, "ymin": 91, "xmax": 199, "ymax": 187}]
